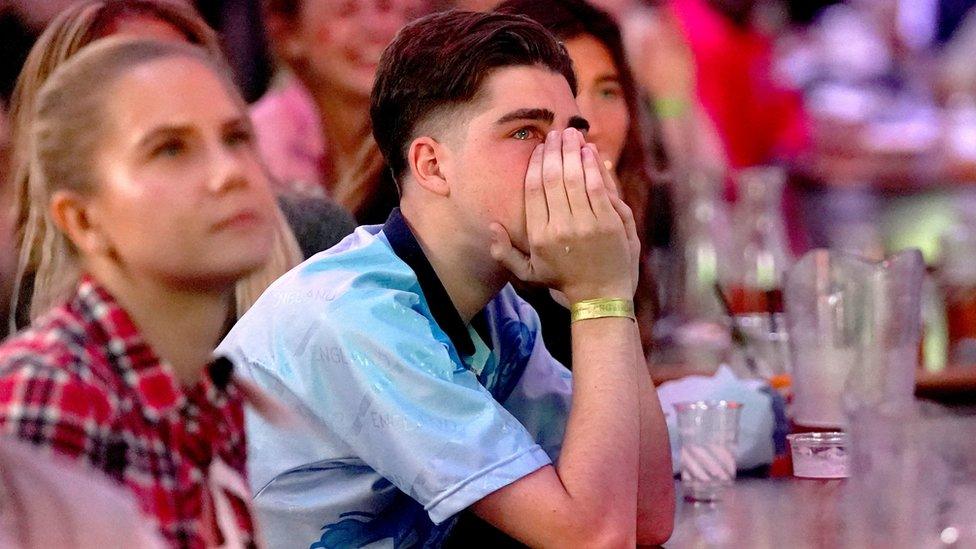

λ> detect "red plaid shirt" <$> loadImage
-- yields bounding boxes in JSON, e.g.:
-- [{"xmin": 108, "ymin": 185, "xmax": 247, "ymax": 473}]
[{"xmin": 0, "ymin": 276, "xmax": 258, "ymax": 548}]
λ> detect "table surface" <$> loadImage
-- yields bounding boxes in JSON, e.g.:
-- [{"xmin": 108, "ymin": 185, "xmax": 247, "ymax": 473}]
[
  {"xmin": 651, "ymin": 364, "xmax": 976, "ymax": 406},
  {"xmin": 666, "ymin": 478, "xmax": 850, "ymax": 548}
]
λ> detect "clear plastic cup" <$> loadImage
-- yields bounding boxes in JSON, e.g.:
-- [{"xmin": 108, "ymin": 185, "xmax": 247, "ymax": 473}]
[
  {"xmin": 674, "ymin": 400, "xmax": 743, "ymax": 501},
  {"xmin": 787, "ymin": 432, "xmax": 850, "ymax": 478}
]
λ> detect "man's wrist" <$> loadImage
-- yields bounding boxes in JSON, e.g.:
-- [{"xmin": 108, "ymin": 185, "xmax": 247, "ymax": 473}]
[
  {"xmin": 562, "ymin": 284, "xmax": 633, "ymax": 305},
  {"xmin": 571, "ymin": 298, "xmax": 636, "ymax": 323}
]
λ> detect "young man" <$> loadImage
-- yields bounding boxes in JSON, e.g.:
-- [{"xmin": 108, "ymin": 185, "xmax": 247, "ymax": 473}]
[{"xmin": 219, "ymin": 9, "xmax": 674, "ymax": 547}]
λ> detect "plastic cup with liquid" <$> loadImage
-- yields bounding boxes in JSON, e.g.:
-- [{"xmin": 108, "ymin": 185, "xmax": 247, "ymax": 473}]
[{"xmin": 674, "ymin": 400, "xmax": 743, "ymax": 501}]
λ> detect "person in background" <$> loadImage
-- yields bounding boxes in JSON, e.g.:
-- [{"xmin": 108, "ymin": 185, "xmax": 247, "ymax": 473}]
[
  {"xmin": 276, "ymin": 192, "xmax": 357, "ymax": 258},
  {"xmin": 0, "ymin": 437, "xmax": 166, "ymax": 548},
  {"xmin": 6, "ymin": 0, "xmax": 303, "ymax": 333},
  {"xmin": 495, "ymin": 0, "xmax": 674, "ymax": 363},
  {"xmin": 0, "ymin": 37, "xmax": 277, "ymax": 547},
  {"xmin": 254, "ymin": 0, "xmax": 423, "ymax": 212},
  {"xmin": 597, "ymin": 0, "xmax": 728, "ymax": 177},
  {"xmin": 220, "ymin": 10, "xmax": 674, "ymax": 547},
  {"xmin": 667, "ymin": 0, "xmax": 808, "ymax": 183},
  {"xmin": 668, "ymin": 0, "xmax": 809, "ymax": 253}
]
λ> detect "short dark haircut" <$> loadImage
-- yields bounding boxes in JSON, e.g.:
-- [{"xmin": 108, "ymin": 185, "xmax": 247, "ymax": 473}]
[{"xmin": 370, "ymin": 9, "xmax": 577, "ymax": 180}]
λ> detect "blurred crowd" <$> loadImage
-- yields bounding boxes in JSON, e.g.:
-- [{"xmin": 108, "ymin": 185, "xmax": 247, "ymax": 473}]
[
  {"xmin": 3, "ymin": 0, "xmax": 976, "ymax": 338},
  {"xmin": 1, "ymin": 0, "xmax": 976, "ymax": 546},
  {"xmin": 0, "ymin": 0, "xmax": 767, "ymax": 345}
]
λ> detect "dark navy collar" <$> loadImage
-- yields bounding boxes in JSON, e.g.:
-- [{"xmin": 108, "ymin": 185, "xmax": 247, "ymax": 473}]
[{"xmin": 383, "ymin": 208, "xmax": 479, "ymax": 356}]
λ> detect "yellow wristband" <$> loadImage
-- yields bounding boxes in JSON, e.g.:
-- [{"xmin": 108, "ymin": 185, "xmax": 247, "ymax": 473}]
[{"xmin": 570, "ymin": 298, "xmax": 636, "ymax": 323}]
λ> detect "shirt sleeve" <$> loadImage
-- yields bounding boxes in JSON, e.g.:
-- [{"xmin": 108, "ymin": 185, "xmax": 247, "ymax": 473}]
[
  {"xmin": 246, "ymin": 287, "xmax": 552, "ymax": 525},
  {"xmin": 0, "ymin": 353, "xmax": 114, "ymax": 464},
  {"xmin": 496, "ymin": 295, "xmax": 573, "ymax": 463}
]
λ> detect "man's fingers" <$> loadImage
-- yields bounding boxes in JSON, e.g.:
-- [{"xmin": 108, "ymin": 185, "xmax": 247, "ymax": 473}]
[
  {"xmin": 524, "ymin": 144, "xmax": 548, "ymax": 228},
  {"xmin": 489, "ymin": 223, "xmax": 532, "ymax": 280},
  {"xmin": 611, "ymin": 195, "xmax": 641, "ymax": 290},
  {"xmin": 611, "ymin": 195, "xmax": 640, "ymax": 254},
  {"xmin": 561, "ymin": 128, "xmax": 592, "ymax": 218},
  {"xmin": 589, "ymin": 144, "xmax": 622, "ymax": 200},
  {"xmin": 541, "ymin": 130, "xmax": 572, "ymax": 224},
  {"xmin": 581, "ymin": 146, "xmax": 617, "ymax": 220}
]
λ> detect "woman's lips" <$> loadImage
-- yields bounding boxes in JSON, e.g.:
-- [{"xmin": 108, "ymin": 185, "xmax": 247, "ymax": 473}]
[{"xmin": 212, "ymin": 209, "xmax": 262, "ymax": 232}]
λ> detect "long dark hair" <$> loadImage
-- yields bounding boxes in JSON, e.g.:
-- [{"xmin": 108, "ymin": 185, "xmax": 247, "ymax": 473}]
[
  {"xmin": 496, "ymin": 0, "xmax": 672, "ymax": 250},
  {"xmin": 496, "ymin": 0, "xmax": 677, "ymax": 346}
]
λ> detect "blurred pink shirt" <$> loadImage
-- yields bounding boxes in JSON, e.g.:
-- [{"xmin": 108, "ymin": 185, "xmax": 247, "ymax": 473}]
[
  {"xmin": 669, "ymin": 0, "xmax": 809, "ymax": 174},
  {"xmin": 250, "ymin": 76, "xmax": 330, "ymax": 198}
]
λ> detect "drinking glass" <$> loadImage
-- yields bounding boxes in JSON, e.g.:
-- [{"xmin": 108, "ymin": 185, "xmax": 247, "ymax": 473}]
[{"xmin": 674, "ymin": 400, "xmax": 743, "ymax": 501}]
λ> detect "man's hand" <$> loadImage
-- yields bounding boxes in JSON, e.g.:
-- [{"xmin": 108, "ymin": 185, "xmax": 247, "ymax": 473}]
[{"xmin": 490, "ymin": 128, "xmax": 640, "ymax": 304}]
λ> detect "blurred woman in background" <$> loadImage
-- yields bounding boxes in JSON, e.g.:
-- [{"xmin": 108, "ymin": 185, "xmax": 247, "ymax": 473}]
[
  {"xmin": 497, "ymin": 0, "xmax": 675, "ymax": 363},
  {"xmin": 7, "ymin": 0, "xmax": 303, "ymax": 333},
  {"xmin": 0, "ymin": 37, "xmax": 278, "ymax": 546},
  {"xmin": 255, "ymin": 0, "xmax": 423, "ymax": 221}
]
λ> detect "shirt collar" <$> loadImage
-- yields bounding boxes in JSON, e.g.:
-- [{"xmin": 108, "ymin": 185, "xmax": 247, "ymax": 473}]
[
  {"xmin": 382, "ymin": 208, "xmax": 477, "ymax": 356},
  {"xmin": 72, "ymin": 275, "xmax": 235, "ymax": 423}
]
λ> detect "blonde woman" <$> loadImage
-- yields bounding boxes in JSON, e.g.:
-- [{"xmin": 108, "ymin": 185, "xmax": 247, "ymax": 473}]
[
  {"xmin": 0, "ymin": 38, "xmax": 276, "ymax": 547},
  {"xmin": 7, "ymin": 0, "xmax": 302, "ymax": 333}
]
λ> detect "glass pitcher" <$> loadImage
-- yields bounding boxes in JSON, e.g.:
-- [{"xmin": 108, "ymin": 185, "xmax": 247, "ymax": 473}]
[{"xmin": 784, "ymin": 248, "xmax": 924, "ymax": 429}]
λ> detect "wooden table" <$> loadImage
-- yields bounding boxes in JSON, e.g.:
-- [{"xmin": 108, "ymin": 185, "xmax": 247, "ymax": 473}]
[
  {"xmin": 916, "ymin": 368, "xmax": 976, "ymax": 406},
  {"xmin": 666, "ymin": 478, "xmax": 850, "ymax": 548}
]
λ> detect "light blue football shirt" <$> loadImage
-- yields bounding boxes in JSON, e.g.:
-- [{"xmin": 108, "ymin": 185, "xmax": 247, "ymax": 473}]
[{"xmin": 218, "ymin": 209, "xmax": 573, "ymax": 548}]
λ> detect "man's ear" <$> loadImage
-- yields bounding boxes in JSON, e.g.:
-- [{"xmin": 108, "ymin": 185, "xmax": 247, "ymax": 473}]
[
  {"xmin": 49, "ymin": 190, "xmax": 111, "ymax": 257},
  {"xmin": 406, "ymin": 136, "xmax": 450, "ymax": 197}
]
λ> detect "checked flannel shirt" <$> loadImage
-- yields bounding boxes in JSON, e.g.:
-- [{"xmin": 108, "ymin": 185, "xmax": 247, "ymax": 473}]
[{"xmin": 0, "ymin": 276, "xmax": 258, "ymax": 548}]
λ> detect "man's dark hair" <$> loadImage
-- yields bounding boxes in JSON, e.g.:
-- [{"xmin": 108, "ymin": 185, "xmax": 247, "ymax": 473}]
[{"xmin": 370, "ymin": 10, "xmax": 576, "ymax": 181}]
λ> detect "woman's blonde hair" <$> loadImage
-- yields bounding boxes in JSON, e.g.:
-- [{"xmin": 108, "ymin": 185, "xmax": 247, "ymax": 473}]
[
  {"xmin": 8, "ymin": 1, "xmax": 300, "ymax": 331},
  {"xmin": 331, "ymin": 137, "xmax": 391, "ymax": 221}
]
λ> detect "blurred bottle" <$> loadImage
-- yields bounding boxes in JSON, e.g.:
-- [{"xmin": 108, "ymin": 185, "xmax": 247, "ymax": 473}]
[
  {"xmin": 726, "ymin": 166, "xmax": 793, "ymax": 314},
  {"xmin": 724, "ymin": 166, "xmax": 794, "ymax": 381},
  {"xmin": 665, "ymin": 169, "xmax": 734, "ymax": 370},
  {"xmin": 937, "ymin": 192, "xmax": 976, "ymax": 366},
  {"xmin": 920, "ymin": 269, "xmax": 947, "ymax": 372},
  {"xmin": 677, "ymin": 170, "xmax": 734, "ymax": 320}
]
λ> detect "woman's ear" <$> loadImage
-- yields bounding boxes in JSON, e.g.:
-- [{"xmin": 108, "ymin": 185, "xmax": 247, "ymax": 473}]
[
  {"xmin": 406, "ymin": 136, "xmax": 450, "ymax": 197},
  {"xmin": 49, "ymin": 190, "xmax": 110, "ymax": 256}
]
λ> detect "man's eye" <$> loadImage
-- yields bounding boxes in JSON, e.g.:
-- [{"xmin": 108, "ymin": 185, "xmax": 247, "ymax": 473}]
[{"xmin": 512, "ymin": 127, "xmax": 537, "ymax": 141}]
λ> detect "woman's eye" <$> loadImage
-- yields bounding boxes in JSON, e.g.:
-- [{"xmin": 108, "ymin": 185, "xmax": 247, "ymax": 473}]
[
  {"xmin": 225, "ymin": 129, "xmax": 253, "ymax": 148},
  {"xmin": 599, "ymin": 86, "xmax": 623, "ymax": 100},
  {"xmin": 153, "ymin": 139, "xmax": 185, "ymax": 158}
]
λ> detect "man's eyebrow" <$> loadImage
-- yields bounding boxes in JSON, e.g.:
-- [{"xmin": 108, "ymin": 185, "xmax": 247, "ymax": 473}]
[
  {"xmin": 568, "ymin": 116, "xmax": 590, "ymax": 133},
  {"xmin": 495, "ymin": 108, "xmax": 555, "ymax": 126}
]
